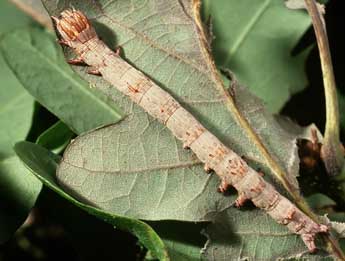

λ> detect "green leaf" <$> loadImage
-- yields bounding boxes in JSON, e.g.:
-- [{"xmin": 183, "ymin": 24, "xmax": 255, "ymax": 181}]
[
  {"xmin": 306, "ymin": 193, "xmax": 336, "ymax": 210},
  {"xmin": 150, "ymin": 222, "xmax": 205, "ymax": 261},
  {"xmin": 0, "ymin": 1, "xmax": 39, "ymax": 244},
  {"xmin": 14, "ymin": 141, "xmax": 169, "ymax": 261},
  {"xmin": 162, "ymin": 238, "xmax": 201, "ymax": 261},
  {"xmin": 0, "ymin": 27, "xmax": 123, "ymax": 135},
  {"xmin": 0, "ymin": 3, "xmax": 33, "ymax": 159},
  {"xmin": 8, "ymin": 0, "xmax": 52, "ymax": 29},
  {"xmin": 203, "ymin": 0, "xmax": 311, "ymax": 112},
  {"xmin": 36, "ymin": 121, "xmax": 74, "ymax": 154},
  {"xmin": 0, "ymin": 66, "xmax": 33, "ymax": 158},
  {"xmin": 201, "ymin": 208, "xmax": 332, "ymax": 260}
]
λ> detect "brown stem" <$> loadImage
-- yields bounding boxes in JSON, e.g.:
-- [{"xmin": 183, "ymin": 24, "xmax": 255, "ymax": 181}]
[{"xmin": 9, "ymin": 0, "xmax": 53, "ymax": 30}]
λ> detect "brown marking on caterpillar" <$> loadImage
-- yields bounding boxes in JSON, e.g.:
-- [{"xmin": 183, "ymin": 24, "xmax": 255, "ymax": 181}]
[
  {"xmin": 249, "ymin": 178, "xmax": 266, "ymax": 194},
  {"xmin": 160, "ymin": 99, "xmax": 181, "ymax": 124},
  {"xmin": 87, "ymin": 67, "xmax": 101, "ymax": 76},
  {"xmin": 125, "ymin": 78, "xmax": 155, "ymax": 105},
  {"xmin": 136, "ymin": 79, "xmax": 154, "ymax": 101},
  {"xmin": 286, "ymin": 208, "xmax": 296, "ymax": 220},
  {"xmin": 228, "ymin": 158, "xmax": 247, "ymax": 177},
  {"xmin": 54, "ymin": 9, "xmax": 329, "ymax": 252},
  {"xmin": 68, "ymin": 57, "xmax": 85, "ymax": 65},
  {"xmin": 295, "ymin": 220, "xmax": 307, "ymax": 232},
  {"xmin": 182, "ymin": 125, "xmax": 206, "ymax": 149},
  {"xmin": 127, "ymin": 84, "xmax": 140, "ymax": 94},
  {"xmin": 266, "ymin": 192, "xmax": 280, "ymax": 211},
  {"xmin": 206, "ymin": 145, "xmax": 228, "ymax": 170}
]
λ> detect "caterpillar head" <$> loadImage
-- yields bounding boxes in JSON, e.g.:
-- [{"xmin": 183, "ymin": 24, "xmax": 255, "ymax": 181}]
[{"xmin": 52, "ymin": 9, "xmax": 96, "ymax": 46}]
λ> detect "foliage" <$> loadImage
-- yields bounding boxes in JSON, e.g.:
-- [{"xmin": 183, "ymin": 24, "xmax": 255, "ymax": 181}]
[
  {"xmin": 0, "ymin": 0, "xmax": 344, "ymax": 260},
  {"xmin": 203, "ymin": 0, "xmax": 312, "ymax": 112}
]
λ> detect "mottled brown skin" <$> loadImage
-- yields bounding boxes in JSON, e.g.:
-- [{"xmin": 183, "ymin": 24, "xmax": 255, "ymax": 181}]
[{"xmin": 52, "ymin": 9, "xmax": 329, "ymax": 252}]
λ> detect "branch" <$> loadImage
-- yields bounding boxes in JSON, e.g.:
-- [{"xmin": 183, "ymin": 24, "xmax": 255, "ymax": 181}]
[{"xmin": 51, "ymin": 9, "xmax": 331, "ymax": 253}]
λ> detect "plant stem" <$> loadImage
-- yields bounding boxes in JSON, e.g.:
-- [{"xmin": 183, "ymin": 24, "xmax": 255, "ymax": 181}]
[{"xmin": 304, "ymin": 0, "xmax": 344, "ymax": 176}]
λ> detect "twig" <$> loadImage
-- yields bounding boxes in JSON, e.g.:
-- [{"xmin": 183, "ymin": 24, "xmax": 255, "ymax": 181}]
[
  {"xmin": 52, "ymin": 9, "xmax": 329, "ymax": 252},
  {"xmin": 304, "ymin": 0, "xmax": 344, "ymax": 176},
  {"xmin": 9, "ymin": 0, "xmax": 53, "ymax": 30}
]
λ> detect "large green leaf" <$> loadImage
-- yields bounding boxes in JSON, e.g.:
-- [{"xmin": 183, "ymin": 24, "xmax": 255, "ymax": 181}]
[
  {"xmin": 0, "ymin": 2, "xmax": 33, "ymax": 160},
  {"xmin": 203, "ymin": 0, "xmax": 311, "ymax": 112},
  {"xmin": 0, "ymin": 1, "xmax": 39, "ymax": 244},
  {"xmin": 0, "ymin": 27, "xmax": 123, "ymax": 134},
  {"xmin": 147, "ymin": 221, "xmax": 205, "ymax": 261},
  {"xmin": 14, "ymin": 141, "xmax": 169, "ymax": 261},
  {"xmin": 9, "ymin": 0, "xmax": 52, "ymax": 29},
  {"xmin": 36, "ymin": 121, "xmax": 74, "ymax": 154}
]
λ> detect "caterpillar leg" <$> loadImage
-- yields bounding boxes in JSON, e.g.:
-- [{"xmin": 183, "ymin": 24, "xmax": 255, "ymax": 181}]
[
  {"xmin": 87, "ymin": 67, "xmax": 101, "ymax": 76},
  {"xmin": 68, "ymin": 57, "xmax": 86, "ymax": 65},
  {"xmin": 217, "ymin": 179, "xmax": 231, "ymax": 193},
  {"xmin": 235, "ymin": 193, "xmax": 248, "ymax": 207}
]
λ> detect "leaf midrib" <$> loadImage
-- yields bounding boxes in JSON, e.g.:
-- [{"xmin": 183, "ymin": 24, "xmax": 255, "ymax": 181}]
[
  {"xmin": 94, "ymin": 2, "xmax": 210, "ymax": 77},
  {"xmin": 62, "ymin": 159, "xmax": 202, "ymax": 175},
  {"xmin": 225, "ymin": 0, "xmax": 271, "ymax": 65}
]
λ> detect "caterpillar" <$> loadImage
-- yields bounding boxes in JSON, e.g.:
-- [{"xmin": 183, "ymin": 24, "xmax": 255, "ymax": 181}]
[{"xmin": 52, "ymin": 9, "xmax": 328, "ymax": 252}]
